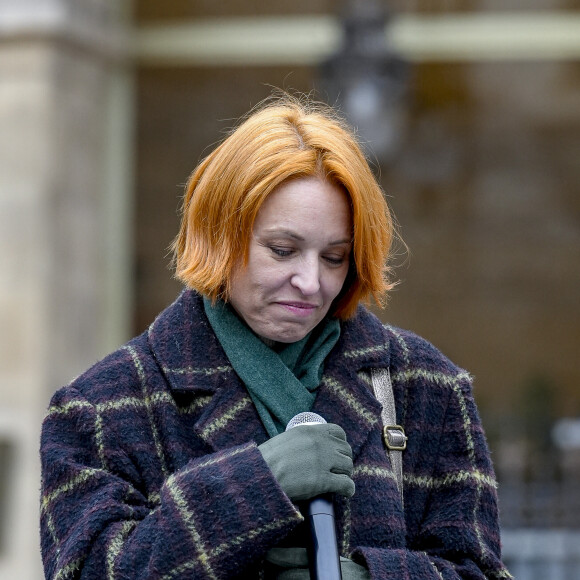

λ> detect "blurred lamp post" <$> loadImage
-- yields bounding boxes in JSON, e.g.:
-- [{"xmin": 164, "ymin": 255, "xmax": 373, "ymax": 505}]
[
  {"xmin": 319, "ymin": 0, "xmax": 408, "ymax": 163},
  {"xmin": 552, "ymin": 418, "xmax": 580, "ymax": 451}
]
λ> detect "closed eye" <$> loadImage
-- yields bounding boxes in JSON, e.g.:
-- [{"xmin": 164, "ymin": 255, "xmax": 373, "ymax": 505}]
[
  {"xmin": 323, "ymin": 255, "xmax": 346, "ymax": 266},
  {"xmin": 270, "ymin": 246, "xmax": 294, "ymax": 258}
]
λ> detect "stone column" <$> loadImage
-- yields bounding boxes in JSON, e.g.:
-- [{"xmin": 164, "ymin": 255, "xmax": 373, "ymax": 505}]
[{"xmin": 0, "ymin": 1, "xmax": 133, "ymax": 577}]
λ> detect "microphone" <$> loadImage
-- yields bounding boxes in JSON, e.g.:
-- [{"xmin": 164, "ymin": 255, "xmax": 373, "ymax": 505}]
[{"xmin": 286, "ymin": 412, "xmax": 342, "ymax": 580}]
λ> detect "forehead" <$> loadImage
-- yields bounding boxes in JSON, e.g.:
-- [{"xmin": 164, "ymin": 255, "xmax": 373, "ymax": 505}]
[{"xmin": 255, "ymin": 176, "xmax": 352, "ymax": 234}]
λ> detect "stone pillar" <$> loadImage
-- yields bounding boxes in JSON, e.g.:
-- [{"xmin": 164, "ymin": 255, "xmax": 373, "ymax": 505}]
[{"xmin": 0, "ymin": 1, "xmax": 133, "ymax": 577}]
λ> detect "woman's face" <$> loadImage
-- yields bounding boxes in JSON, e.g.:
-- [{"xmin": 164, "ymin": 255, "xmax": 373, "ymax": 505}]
[{"xmin": 229, "ymin": 176, "xmax": 352, "ymax": 343}]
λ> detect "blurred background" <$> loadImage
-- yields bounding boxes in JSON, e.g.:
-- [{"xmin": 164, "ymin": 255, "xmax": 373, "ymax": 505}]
[{"xmin": 1, "ymin": 0, "xmax": 580, "ymax": 578}]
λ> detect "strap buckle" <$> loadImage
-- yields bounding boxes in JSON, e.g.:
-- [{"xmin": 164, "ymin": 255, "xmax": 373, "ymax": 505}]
[{"xmin": 383, "ymin": 425, "xmax": 407, "ymax": 451}]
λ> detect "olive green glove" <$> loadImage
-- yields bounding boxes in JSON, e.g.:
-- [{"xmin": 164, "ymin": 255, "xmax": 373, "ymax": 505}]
[
  {"xmin": 258, "ymin": 423, "xmax": 354, "ymax": 501},
  {"xmin": 265, "ymin": 548, "xmax": 370, "ymax": 580}
]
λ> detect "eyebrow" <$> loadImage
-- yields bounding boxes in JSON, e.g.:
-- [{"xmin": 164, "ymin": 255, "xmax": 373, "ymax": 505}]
[{"xmin": 261, "ymin": 228, "xmax": 352, "ymax": 246}]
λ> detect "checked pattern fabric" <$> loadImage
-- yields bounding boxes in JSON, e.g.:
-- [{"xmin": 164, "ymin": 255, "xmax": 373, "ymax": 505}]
[{"xmin": 40, "ymin": 290, "xmax": 512, "ymax": 579}]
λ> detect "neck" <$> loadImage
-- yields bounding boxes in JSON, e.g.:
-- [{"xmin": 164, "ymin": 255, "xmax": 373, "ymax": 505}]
[{"xmin": 259, "ymin": 335, "xmax": 278, "ymax": 349}]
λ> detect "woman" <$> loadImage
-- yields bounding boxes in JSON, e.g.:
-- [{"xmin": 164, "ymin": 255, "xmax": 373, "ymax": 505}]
[{"xmin": 40, "ymin": 95, "xmax": 511, "ymax": 579}]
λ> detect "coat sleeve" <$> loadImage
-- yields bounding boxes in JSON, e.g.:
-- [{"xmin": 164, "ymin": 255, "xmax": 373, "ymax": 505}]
[
  {"xmin": 350, "ymin": 371, "xmax": 512, "ymax": 579},
  {"xmin": 40, "ymin": 385, "xmax": 303, "ymax": 580}
]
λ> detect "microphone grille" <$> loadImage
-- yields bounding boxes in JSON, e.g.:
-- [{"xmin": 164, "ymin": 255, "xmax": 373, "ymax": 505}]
[{"xmin": 286, "ymin": 412, "xmax": 327, "ymax": 431}]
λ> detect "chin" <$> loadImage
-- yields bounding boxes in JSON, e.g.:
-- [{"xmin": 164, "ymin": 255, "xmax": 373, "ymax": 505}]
[
  {"xmin": 266, "ymin": 326, "xmax": 312, "ymax": 344},
  {"xmin": 273, "ymin": 335, "xmax": 305, "ymax": 344}
]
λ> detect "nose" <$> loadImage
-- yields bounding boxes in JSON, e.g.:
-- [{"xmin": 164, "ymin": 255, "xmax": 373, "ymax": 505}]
[{"xmin": 291, "ymin": 257, "xmax": 320, "ymax": 296}]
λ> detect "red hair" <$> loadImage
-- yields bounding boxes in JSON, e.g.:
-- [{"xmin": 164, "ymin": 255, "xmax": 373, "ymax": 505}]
[{"xmin": 172, "ymin": 94, "xmax": 396, "ymax": 319}]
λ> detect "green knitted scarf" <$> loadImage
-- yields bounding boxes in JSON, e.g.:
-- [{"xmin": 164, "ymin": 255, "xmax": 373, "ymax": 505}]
[{"xmin": 203, "ymin": 297, "xmax": 340, "ymax": 437}]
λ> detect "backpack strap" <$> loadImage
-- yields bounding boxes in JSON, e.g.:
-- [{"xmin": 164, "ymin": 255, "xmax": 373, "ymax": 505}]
[{"xmin": 370, "ymin": 367, "xmax": 406, "ymax": 508}]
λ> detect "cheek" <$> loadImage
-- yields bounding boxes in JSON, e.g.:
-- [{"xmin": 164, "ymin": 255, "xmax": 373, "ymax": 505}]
[
  {"xmin": 248, "ymin": 261, "xmax": 288, "ymax": 293},
  {"xmin": 257, "ymin": 255, "xmax": 293, "ymax": 284}
]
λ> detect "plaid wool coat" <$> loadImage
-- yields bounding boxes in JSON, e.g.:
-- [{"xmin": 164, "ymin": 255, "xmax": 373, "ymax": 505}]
[{"xmin": 40, "ymin": 290, "xmax": 511, "ymax": 579}]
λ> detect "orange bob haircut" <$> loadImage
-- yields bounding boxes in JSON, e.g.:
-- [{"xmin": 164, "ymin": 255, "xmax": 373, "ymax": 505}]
[{"xmin": 172, "ymin": 94, "xmax": 396, "ymax": 319}]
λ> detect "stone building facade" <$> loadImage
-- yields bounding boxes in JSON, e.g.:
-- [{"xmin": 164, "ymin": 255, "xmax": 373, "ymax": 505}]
[{"xmin": 0, "ymin": 2, "xmax": 132, "ymax": 577}]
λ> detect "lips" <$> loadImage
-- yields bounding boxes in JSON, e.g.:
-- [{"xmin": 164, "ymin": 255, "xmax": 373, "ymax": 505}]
[
  {"xmin": 278, "ymin": 301, "xmax": 318, "ymax": 309},
  {"xmin": 277, "ymin": 301, "xmax": 320, "ymax": 317}
]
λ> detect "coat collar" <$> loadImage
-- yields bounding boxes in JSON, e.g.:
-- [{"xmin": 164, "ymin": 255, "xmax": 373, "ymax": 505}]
[
  {"xmin": 312, "ymin": 305, "xmax": 391, "ymax": 457},
  {"xmin": 148, "ymin": 290, "xmax": 391, "ymax": 457},
  {"xmin": 147, "ymin": 290, "xmax": 233, "ymax": 394}
]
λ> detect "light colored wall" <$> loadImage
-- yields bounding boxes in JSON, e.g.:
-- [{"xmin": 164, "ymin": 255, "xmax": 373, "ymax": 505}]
[{"xmin": 0, "ymin": 2, "xmax": 132, "ymax": 577}]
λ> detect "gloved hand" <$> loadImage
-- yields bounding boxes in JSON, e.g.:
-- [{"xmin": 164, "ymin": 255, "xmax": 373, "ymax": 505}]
[
  {"xmin": 258, "ymin": 423, "xmax": 354, "ymax": 501},
  {"xmin": 265, "ymin": 548, "xmax": 370, "ymax": 580}
]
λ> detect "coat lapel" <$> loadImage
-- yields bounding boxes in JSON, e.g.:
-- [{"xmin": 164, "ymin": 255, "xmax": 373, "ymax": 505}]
[
  {"xmin": 313, "ymin": 306, "xmax": 391, "ymax": 460},
  {"xmin": 148, "ymin": 290, "xmax": 270, "ymax": 450},
  {"xmin": 191, "ymin": 375, "xmax": 270, "ymax": 451},
  {"xmin": 148, "ymin": 292, "xmax": 392, "ymax": 456}
]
